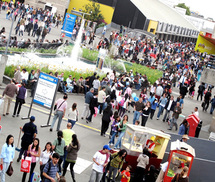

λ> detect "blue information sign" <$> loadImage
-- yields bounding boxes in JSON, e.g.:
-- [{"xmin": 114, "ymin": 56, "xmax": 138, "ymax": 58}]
[
  {"xmin": 62, "ymin": 13, "xmax": 77, "ymax": 37},
  {"xmin": 33, "ymin": 73, "xmax": 59, "ymax": 108}
]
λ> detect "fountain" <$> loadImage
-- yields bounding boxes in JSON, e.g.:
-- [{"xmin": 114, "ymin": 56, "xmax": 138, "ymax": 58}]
[{"xmin": 2, "ymin": 18, "xmax": 127, "ymax": 75}]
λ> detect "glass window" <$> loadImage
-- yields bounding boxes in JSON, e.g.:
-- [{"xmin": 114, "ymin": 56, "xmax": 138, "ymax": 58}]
[{"xmin": 167, "ymin": 152, "xmax": 191, "ymax": 177}]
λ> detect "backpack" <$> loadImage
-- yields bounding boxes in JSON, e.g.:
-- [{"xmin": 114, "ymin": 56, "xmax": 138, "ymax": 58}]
[
  {"xmin": 42, "ymin": 161, "xmax": 58, "ymax": 181},
  {"xmin": 119, "ymin": 99, "xmax": 125, "ymax": 107}
]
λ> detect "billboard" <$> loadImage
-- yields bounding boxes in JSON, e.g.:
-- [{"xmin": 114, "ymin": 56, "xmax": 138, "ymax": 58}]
[
  {"xmin": 33, "ymin": 73, "xmax": 59, "ymax": 108},
  {"xmin": 195, "ymin": 34, "xmax": 215, "ymax": 54},
  {"xmin": 62, "ymin": 13, "xmax": 77, "ymax": 37}
]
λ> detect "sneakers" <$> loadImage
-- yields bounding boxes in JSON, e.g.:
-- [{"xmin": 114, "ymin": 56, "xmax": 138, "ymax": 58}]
[
  {"xmin": 17, "ymin": 157, "xmax": 21, "ymax": 162},
  {"xmin": 157, "ymin": 118, "xmax": 159, "ymax": 120},
  {"xmin": 81, "ymin": 117, "xmax": 83, "ymax": 120},
  {"xmin": 12, "ymin": 115, "xmax": 15, "ymax": 117},
  {"xmin": 168, "ymin": 128, "xmax": 172, "ymax": 130},
  {"xmin": 49, "ymin": 128, "xmax": 53, "ymax": 132}
]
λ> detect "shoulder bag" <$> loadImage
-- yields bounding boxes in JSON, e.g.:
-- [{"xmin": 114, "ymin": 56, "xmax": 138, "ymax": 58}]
[{"xmin": 54, "ymin": 100, "xmax": 65, "ymax": 115}]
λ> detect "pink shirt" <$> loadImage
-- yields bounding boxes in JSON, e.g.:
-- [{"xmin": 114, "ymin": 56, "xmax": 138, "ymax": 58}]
[
  {"xmin": 56, "ymin": 98, "xmax": 67, "ymax": 112},
  {"xmin": 29, "ymin": 145, "xmax": 38, "ymax": 163},
  {"xmin": 124, "ymin": 87, "xmax": 132, "ymax": 96}
]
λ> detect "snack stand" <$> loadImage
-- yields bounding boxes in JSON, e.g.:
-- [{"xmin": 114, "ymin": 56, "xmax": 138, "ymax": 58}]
[
  {"xmin": 119, "ymin": 124, "xmax": 171, "ymax": 172},
  {"xmin": 164, "ymin": 140, "xmax": 195, "ymax": 182}
]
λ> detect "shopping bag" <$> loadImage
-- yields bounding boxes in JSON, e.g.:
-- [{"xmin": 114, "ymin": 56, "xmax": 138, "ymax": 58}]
[
  {"xmin": 94, "ymin": 107, "xmax": 98, "ymax": 117},
  {"xmin": 0, "ymin": 98, "xmax": 4, "ymax": 107},
  {"xmin": 30, "ymin": 171, "xmax": 41, "ymax": 182},
  {"xmin": 20, "ymin": 156, "xmax": 32, "ymax": 173},
  {"xmin": 6, "ymin": 162, "xmax": 13, "ymax": 176}
]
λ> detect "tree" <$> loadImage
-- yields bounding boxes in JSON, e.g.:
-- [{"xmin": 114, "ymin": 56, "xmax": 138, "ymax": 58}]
[
  {"xmin": 82, "ymin": 0, "xmax": 106, "ymax": 25},
  {"xmin": 176, "ymin": 3, "xmax": 191, "ymax": 15}
]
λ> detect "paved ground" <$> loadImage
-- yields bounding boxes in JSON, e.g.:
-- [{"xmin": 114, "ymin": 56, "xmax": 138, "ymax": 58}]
[{"xmin": 0, "ymin": 80, "xmax": 213, "ymax": 181}]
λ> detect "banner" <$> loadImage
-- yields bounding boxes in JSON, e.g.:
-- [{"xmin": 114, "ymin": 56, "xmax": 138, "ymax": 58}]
[
  {"xmin": 33, "ymin": 73, "xmax": 58, "ymax": 109},
  {"xmin": 62, "ymin": 13, "xmax": 77, "ymax": 37}
]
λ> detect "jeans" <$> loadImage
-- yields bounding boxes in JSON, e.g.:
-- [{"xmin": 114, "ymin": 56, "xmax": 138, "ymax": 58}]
[
  {"xmin": 109, "ymin": 131, "xmax": 118, "ymax": 144},
  {"xmin": 98, "ymin": 103, "xmax": 104, "ymax": 114},
  {"xmin": 58, "ymin": 156, "xmax": 64, "ymax": 173},
  {"xmin": 68, "ymin": 119, "xmax": 76, "ymax": 128},
  {"xmin": 13, "ymin": 97, "xmax": 24, "ymax": 116},
  {"xmin": 0, "ymin": 162, "xmax": 10, "ymax": 182},
  {"xmin": 67, "ymin": 85, "xmax": 73, "ymax": 93},
  {"xmin": 51, "ymin": 110, "xmax": 64, "ymax": 131},
  {"xmin": 114, "ymin": 131, "xmax": 125, "ymax": 149},
  {"xmin": 89, "ymin": 169, "xmax": 103, "ymax": 182},
  {"xmin": 81, "ymin": 103, "xmax": 90, "ymax": 118},
  {"xmin": 150, "ymin": 109, "xmax": 155, "ymax": 119},
  {"xmin": 133, "ymin": 111, "xmax": 141, "ymax": 124},
  {"xmin": 169, "ymin": 117, "xmax": 178, "ymax": 130},
  {"xmin": 163, "ymin": 110, "xmax": 171, "ymax": 121},
  {"xmin": 210, "ymin": 105, "xmax": 215, "ymax": 114},
  {"xmin": 141, "ymin": 116, "xmax": 149, "ymax": 126},
  {"xmin": 107, "ymin": 166, "xmax": 118, "ymax": 182},
  {"xmin": 157, "ymin": 105, "xmax": 164, "ymax": 118}
]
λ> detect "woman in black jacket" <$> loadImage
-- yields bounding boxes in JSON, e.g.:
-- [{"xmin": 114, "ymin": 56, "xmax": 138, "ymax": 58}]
[
  {"xmin": 101, "ymin": 104, "xmax": 113, "ymax": 136},
  {"xmin": 142, "ymin": 101, "xmax": 151, "ymax": 126},
  {"xmin": 86, "ymin": 92, "xmax": 98, "ymax": 123}
]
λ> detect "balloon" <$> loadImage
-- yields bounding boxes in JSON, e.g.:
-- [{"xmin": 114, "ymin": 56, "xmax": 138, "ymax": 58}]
[
  {"xmin": 132, "ymin": 93, "xmax": 137, "ymax": 98},
  {"xmin": 134, "ymin": 97, "xmax": 139, "ymax": 102}
]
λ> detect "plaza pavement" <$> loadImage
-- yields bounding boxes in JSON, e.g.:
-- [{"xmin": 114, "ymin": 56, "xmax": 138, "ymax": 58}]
[{"xmin": 0, "ymin": 81, "xmax": 213, "ymax": 181}]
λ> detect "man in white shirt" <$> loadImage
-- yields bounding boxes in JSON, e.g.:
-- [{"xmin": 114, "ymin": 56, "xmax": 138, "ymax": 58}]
[
  {"xmin": 98, "ymin": 86, "xmax": 106, "ymax": 114},
  {"xmin": 89, "ymin": 145, "xmax": 110, "ymax": 182},
  {"xmin": 192, "ymin": 107, "xmax": 199, "ymax": 117},
  {"xmin": 93, "ymin": 76, "xmax": 100, "ymax": 92},
  {"xmin": 20, "ymin": 69, "xmax": 29, "ymax": 85}
]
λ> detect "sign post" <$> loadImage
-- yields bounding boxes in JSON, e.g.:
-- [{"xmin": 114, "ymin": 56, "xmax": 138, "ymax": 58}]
[
  {"xmin": 61, "ymin": 13, "xmax": 77, "ymax": 37},
  {"xmin": 22, "ymin": 73, "xmax": 59, "ymax": 127}
]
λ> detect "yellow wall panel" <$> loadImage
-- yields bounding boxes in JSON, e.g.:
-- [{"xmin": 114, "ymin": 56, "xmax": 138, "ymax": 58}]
[
  {"xmin": 147, "ymin": 20, "xmax": 158, "ymax": 34},
  {"xmin": 67, "ymin": 0, "xmax": 114, "ymax": 24},
  {"xmin": 195, "ymin": 35, "xmax": 215, "ymax": 55}
]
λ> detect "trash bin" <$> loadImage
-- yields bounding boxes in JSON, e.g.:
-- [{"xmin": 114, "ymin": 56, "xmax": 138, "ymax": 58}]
[{"xmin": 186, "ymin": 114, "xmax": 200, "ymax": 137}]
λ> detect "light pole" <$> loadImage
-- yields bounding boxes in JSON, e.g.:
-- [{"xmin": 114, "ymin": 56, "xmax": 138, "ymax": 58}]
[{"xmin": 0, "ymin": 12, "xmax": 15, "ymax": 85}]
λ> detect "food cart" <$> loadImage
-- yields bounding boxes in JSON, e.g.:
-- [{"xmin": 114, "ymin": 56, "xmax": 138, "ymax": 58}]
[
  {"xmin": 164, "ymin": 140, "xmax": 195, "ymax": 182},
  {"xmin": 119, "ymin": 124, "xmax": 171, "ymax": 172}
]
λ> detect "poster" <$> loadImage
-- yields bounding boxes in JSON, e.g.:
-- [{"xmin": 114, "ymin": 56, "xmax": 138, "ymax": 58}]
[
  {"xmin": 33, "ymin": 73, "xmax": 58, "ymax": 108},
  {"xmin": 62, "ymin": 13, "xmax": 77, "ymax": 37}
]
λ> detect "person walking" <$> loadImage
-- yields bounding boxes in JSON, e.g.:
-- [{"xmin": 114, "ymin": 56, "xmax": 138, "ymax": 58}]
[
  {"xmin": 89, "ymin": 145, "xmax": 110, "ymax": 182},
  {"xmin": 98, "ymin": 86, "xmax": 106, "ymax": 114},
  {"xmin": 81, "ymin": 88, "xmax": 94, "ymax": 120},
  {"xmin": 203, "ymin": 90, "xmax": 211, "ymax": 112},
  {"xmin": 42, "ymin": 153, "xmax": 61, "ymax": 182},
  {"xmin": 133, "ymin": 97, "xmax": 144, "ymax": 124},
  {"xmin": 62, "ymin": 123, "xmax": 75, "ymax": 167},
  {"xmin": 134, "ymin": 148, "xmax": 149, "ymax": 182},
  {"xmin": 197, "ymin": 82, "xmax": 205, "ymax": 101},
  {"xmin": 150, "ymin": 99, "xmax": 158, "ymax": 120},
  {"xmin": 52, "ymin": 131, "xmax": 65, "ymax": 175},
  {"xmin": 107, "ymin": 149, "xmax": 127, "ymax": 182},
  {"xmin": 50, "ymin": 94, "xmax": 68, "ymax": 132},
  {"xmin": 0, "ymin": 135, "xmax": 15, "ymax": 182},
  {"xmin": 114, "ymin": 115, "xmax": 128, "ymax": 149},
  {"xmin": 168, "ymin": 102, "xmax": 182, "ymax": 131},
  {"xmin": 108, "ymin": 115, "xmax": 120, "ymax": 146},
  {"xmin": 17, "ymin": 116, "xmax": 37, "ymax": 162},
  {"xmin": 157, "ymin": 93, "xmax": 168, "ymax": 120},
  {"xmin": 62, "ymin": 134, "xmax": 80, "ymax": 182},
  {"xmin": 68, "ymin": 103, "xmax": 78, "ymax": 128},
  {"xmin": 141, "ymin": 101, "xmax": 151, "ymax": 127},
  {"xmin": 22, "ymin": 138, "xmax": 41, "ymax": 182},
  {"xmin": 162, "ymin": 96, "xmax": 175, "ymax": 122},
  {"xmin": 210, "ymin": 95, "xmax": 215, "ymax": 114},
  {"xmin": 86, "ymin": 92, "xmax": 98, "ymax": 123},
  {"xmin": 178, "ymin": 119, "xmax": 189, "ymax": 135},
  {"xmin": 2, "ymin": 79, "xmax": 17, "ymax": 116},
  {"xmin": 12, "ymin": 82, "xmax": 27, "ymax": 117},
  {"xmin": 40, "ymin": 142, "xmax": 53, "ymax": 181},
  {"xmin": 101, "ymin": 104, "xmax": 113, "ymax": 137}
]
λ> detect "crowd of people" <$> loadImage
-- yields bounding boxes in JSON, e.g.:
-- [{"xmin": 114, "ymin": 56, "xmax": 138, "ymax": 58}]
[
  {"xmin": 1, "ymin": 1, "xmax": 215, "ymax": 181},
  {"xmin": 0, "ymin": 1, "xmax": 64, "ymax": 46}
]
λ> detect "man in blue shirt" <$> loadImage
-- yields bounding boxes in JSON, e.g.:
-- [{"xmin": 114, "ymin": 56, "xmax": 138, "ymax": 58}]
[
  {"xmin": 43, "ymin": 153, "xmax": 60, "ymax": 182},
  {"xmin": 81, "ymin": 88, "xmax": 94, "ymax": 120}
]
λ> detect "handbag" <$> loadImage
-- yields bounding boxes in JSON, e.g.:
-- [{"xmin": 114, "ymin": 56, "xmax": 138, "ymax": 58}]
[
  {"xmin": 6, "ymin": 162, "xmax": 13, "ymax": 176},
  {"xmin": 20, "ymin": 156, "xmax": 32, "ymax": 173},
  {"xmin": 53, "ymin": 100, "xmax": 65, "ymax": 115},
  {"xmin": 0, "ymin": 98, "xmax": 4, "ymax": 107}
]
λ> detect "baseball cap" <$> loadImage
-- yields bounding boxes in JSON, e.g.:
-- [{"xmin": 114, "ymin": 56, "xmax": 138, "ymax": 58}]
[
  {"xmin": 30, "ymin": 116, "xmax": 35, "ymax": 121},
  {"xmin": 103, "ymin": 145, "xmax": 111, "ymax": 150}
]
